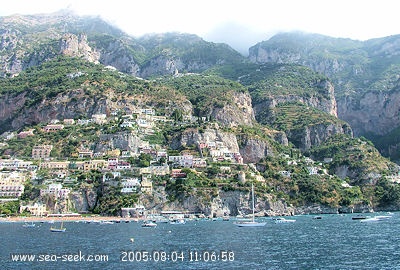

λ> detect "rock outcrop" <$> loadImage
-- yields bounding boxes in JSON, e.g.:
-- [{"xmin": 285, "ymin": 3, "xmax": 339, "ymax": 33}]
[
  {"xmin": 170, "ymin": 128, "xmax": 240, "ymax": 153},
  {"xmin": 59, "ymin": 33, "xmax": 100, "ymax": 63},
  {"xmin": 238, "ymin": 133, "xmax": 288, "ymax": 163},
  {"xmin": 286, "ymin": 122, "xmax": 353, "ymax": 151},
  {"xmin": 253, "ymin": 79, "xmax": 338, "ymax": 123},
  {"xmin": 171, "ymin": 127, "xmax": 286, "ymax": 164},
  {"xmin": 210, "ymin": 91, "xmax": 255, "ymax": 127},
  {"xmin": 337, "ymin": 89, "xmax": 400, "ymax": 136},
  {"xmin": 94, "ymin": 132, "xmax": 143, "ymax": 155},
  {"xmin": 0, "ymin": 89, "xmax": 108, "ymax": 132},
  {"xmin": 140, "ymin": 187, "xmax": 295, "ymax": 217}
]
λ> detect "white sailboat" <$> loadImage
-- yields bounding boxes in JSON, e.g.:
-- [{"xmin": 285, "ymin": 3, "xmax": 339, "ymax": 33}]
[
  {"xmin": 50, "ymin": 221, "xmax": 66, "ymax": 232},
  {"xmin": 234, "ymin": 184, "xmax": 266, "ymax": 227}
]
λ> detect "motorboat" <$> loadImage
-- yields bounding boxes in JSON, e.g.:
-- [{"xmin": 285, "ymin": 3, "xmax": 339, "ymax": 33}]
[{"xmin": 273, "ymin": 217, "xmax": 296, "ymax": 223}]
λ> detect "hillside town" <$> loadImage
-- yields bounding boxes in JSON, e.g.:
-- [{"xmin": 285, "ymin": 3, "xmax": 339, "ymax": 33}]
[{"xmin": 0, "ymin": 105, "xmax": 345, "ymax": 217}]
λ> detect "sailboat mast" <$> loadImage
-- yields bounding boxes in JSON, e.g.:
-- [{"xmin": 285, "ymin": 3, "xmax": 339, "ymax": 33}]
[{"xmin": 252, "ymin": 184, "xmax": 255, "ymax": 222}]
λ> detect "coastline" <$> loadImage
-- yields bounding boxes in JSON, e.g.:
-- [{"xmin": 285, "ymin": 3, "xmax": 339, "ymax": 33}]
[{"xmin": 0, "ymin": 215, "xmax": 140, "ymax": 223}]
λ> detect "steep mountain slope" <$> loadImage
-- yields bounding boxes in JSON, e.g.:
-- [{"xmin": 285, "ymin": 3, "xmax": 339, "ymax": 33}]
[
  {"xmin": 0, "ymin": 57, "xmax": 255, "ymax": 133},
  {"xmin": 207, "ymin": 62, "xmax": 349, "ymax": 150},
  {"xmin": 0, "ymin": 11, "xmax": 244, "ymax": 79},
  {"xmin": 249, "ymin": 32, "xmax": 400, "ymax": 160}
]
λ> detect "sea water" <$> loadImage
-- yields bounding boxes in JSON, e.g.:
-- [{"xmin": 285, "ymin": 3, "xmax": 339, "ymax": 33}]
[{"xmin": 1, "ymin": 213, "xmax": 400, "ymax": 269}]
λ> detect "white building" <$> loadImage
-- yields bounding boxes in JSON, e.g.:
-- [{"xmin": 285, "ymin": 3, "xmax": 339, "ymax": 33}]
[
  {"xmin": 121, "ymin": 178, "xmax": 140, "ymax": 193},
  {"xmin": 40, "ymin": 183, "xmax": 70, "ymax": 199},
  {"xmin": 169, "ymin": 154, "xmax": 193, "ymax": 168}
]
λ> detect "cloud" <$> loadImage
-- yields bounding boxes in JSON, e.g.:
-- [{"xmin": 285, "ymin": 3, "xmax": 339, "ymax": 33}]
[
  {"xmin": 1, "ymin": 0, "xmax": 400, "ymax": 52},
  {"xmin": 204, "ymin": 22, "xmax": 276, "ymax": 55}
]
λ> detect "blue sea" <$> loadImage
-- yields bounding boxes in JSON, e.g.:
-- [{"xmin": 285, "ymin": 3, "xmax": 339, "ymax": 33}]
[{"xmin": 1, "ymin": 213, "xmax": 400, "ymax": 269}]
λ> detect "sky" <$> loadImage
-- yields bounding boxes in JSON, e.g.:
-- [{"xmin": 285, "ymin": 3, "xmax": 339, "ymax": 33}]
[{"xmin": 1, "ymin": 0, "xmax": 399, "ymax": 54}]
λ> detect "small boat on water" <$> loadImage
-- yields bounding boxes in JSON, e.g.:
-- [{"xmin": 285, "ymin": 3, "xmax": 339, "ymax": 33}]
[
  {"xmin": 274, "ymin": 217, "xmax": 296, "ymax": 224},
  {"xmin": 141, "ymin": 220, "xmax": 157, "ymax": 227},
  {"xmin": 352, "ymin": 215, "xmax": 367, "ymax": 220},
  {"xmin": 22, "ymin": 222, "xmax": 36, "ymax": 228},
  {"xmin": 375, "ymin": 215, "xmax": 392, "ymax": 220},
  {"xmin": 169, "ymin": 218, "xmax": 186, "ymax": 225},
  {"xmin": 50, "ymin": 221, "xmax": 66, "ymax": 232},
  {"xmin": 360, "ymin": 217, "xmax": 380, "ymax": 223},
  {"xmin": 100, "ymin": 221, "xmax": 114, "ymax": 225},
  {"xmin": 360, "ymin": 215, "xmax": 392, "ymax": 223}
]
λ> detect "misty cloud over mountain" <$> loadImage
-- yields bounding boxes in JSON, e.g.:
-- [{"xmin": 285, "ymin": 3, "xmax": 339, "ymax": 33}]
[{"xmin": 204, "ymin": 22, "xmax": 273, "ymax": 55}]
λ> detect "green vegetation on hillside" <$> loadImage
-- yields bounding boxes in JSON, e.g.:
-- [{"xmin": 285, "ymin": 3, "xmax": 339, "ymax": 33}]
[
  {"xmin": 163, "ymin": 74, "xmax": 247, "ymax": 117},
  {"xmin": 248, "ymin": 65, "xmax": 329, "ymax": 101},
  {"xmin": 271, "ymin": 103, "xmax": 344, "ymax": 131},
  {"xmin": 308, "ymin": 134, "xmax": 396, "ymax": 182}
]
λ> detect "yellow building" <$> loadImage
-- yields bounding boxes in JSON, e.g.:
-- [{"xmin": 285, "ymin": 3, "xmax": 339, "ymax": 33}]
[
  {"xmin": 83, "ymin": 160, "xmax": 107, "ymax": 171},
  {"xmin": 0, "ymin": 171, "xmax": 26, "ymax": 198},
  {"xmin": 107, "ymin": 149, "xmax": 121, "ymax": 157},
  {"xmin": 140, "ymin": 177, "xmax": 153, "ymax": 194},
  {"xmin": 40, "ymin": 161, "xmax": 69, "ymax": 170},
  {"xmin": 20, "ymin": 203, "xmax": 48, "ymax": 216}
]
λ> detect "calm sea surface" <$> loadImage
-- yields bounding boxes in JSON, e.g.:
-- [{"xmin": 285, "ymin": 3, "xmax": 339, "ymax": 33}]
[{"xmin": 1, "ymin": 213, "xmax": 400, "ymax": 270}]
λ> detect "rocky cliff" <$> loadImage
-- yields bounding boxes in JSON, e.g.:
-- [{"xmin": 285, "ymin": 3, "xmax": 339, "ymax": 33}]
[
  {"xmin": 338, "ymin": 89, "xmax": 400, "ymax": 136},
  {"xmin": 59, "ymin": 33, "xmax": 100, "ymax": 63},
  {"xmin": 238, "ymin": 132, "xmax": 288, "ymax": 163},
  {"xmin": 170, "ymin": 127, "xmax": 287, "ymax": 164},
  {"xmin": 252, "ymin": 79, "xmax": 337, "ymax": 122},
  {"xmin": 140, "ymin": 186, "xmax": 295, "ymax": 217},
  {"xmin": 170, "ymin": 128, "xmax": 241, "ymax": 153},
  {"xmin": 287, "ymin": 122, "xmax": 353, "ymax": 151},
  {"xmin": 248, "ymin": 32, "xmax": 400, "ymax": 160},
  {"xmin": 94, "ymin": 132, "xmax": 143, "ymax": 155},
  {"xmin": 210, "ymin": 91, "xmax": 255, "ymax": 127},
  {"xmin": 0, "ymin": 89, "xmax": 108, "ymax": 132}
]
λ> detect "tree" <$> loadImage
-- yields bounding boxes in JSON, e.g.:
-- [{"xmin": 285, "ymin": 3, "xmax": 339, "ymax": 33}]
[
  {"xmin": 137, "ymin": 153, "xmax": 152, "ymax": 167},
  {"xmin": 20, "ymin": 182, "xmax": 41, "ymax": 201},
  {"xmin": 171, "ymin": 109, "xmax": 183, "ymax": 122},
  {"xmin": 0, "ymin": 201, "xmax": 20, "ymax": 216}
]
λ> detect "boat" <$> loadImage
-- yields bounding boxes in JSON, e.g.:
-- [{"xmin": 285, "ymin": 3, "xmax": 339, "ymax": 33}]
[
  {"xmin": 50, "ymin": 221, "xmax": 66, "ymax": 232},
  {"xmin": 100, "ymin": 220, "xmax": 114, "ymax": 225},
  {"xmin": 22, "ymin": 222, "xmax": 36, "ymax": 228},
  {"xmin": 169, "ymin": 218, "xmax": 186, "ymax": 225},
  {"xmin": 360, "ymin": 217, "xmax": 380, "ymax": 223},
  {"xmin": 234, "ymin": 184, "xmax": 266, "ymax": 227},
  {"xmin": 375, "ymin": 215, "xmax": 392, "ymax": 220},
  {"xmin": 352, "ymin": 215, "xmax": 367, "ymax": 220},
  {"xmin": 141, "ymin": 220, "xmax": 157, "ymax": 227},
  {"xmin": 360, "ymin": 215, "xmax": 392, "ymax": 223},
  {"xmin": 274, "ymin": 217, "xmax": 296, "ymax": 223}
]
